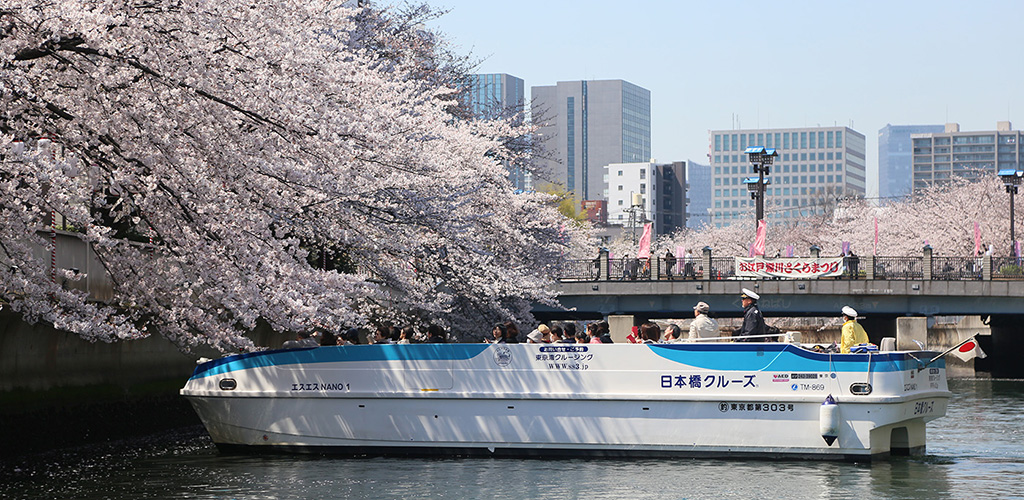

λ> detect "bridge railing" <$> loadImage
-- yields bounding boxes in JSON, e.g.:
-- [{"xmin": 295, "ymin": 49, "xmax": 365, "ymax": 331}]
[
  {"xmin": 557, "ymin": 259, "xmax": 601, "ymax": 281},
  {"xmin": 558, "ymin": 251, "xmax": 1024, "ymax": 282},
  {"xmin": 608, "ymin": 258, "xmax": 651, "ymax": 281},
  {"xmin": 932, "ymin": 256, "xmax": 983, "ymax": 280},
  {"xmin": 993, "ymin": 257, "xmax": 1024, "ymax": 279}
]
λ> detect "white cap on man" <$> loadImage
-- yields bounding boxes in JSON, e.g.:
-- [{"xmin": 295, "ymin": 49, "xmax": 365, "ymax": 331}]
[
  {"xmin": 740, "ymin": 288, "xmax": 760, "ymax": 301},
  {"xmin": 842, "ymin": 306, "xmax": 858, "ymax": 318},
  {"xmin": 693, "ymin": 301, "xmax": 711, "ymax": 314}
]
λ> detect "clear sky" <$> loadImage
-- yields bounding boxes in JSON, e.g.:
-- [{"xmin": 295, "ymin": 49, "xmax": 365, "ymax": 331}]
[{"xmin": 422, "ymin": 0, "xmax": 1024, "ymax": 198}]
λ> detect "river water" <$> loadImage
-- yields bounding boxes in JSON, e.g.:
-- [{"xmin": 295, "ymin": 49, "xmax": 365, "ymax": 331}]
[{"xmin": 2, "ymin": 379, "xmax": 1022, "ymax": 500}]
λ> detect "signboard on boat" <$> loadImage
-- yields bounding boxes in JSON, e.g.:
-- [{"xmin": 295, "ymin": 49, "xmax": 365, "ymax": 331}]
[{"xmin": 735, "ymin": 256, "xmax": 844, "ymax": 278}]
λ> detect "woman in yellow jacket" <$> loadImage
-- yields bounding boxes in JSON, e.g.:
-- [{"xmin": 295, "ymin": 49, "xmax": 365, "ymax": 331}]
[{"xmin": 840, "ymin": 306, "xmax": 868, "ymax": 353}]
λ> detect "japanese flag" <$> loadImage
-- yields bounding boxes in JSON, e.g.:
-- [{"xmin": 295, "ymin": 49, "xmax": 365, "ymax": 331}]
[{"xmin": 953, "ymin": 336, "xmax": 987, "ymax": 362}]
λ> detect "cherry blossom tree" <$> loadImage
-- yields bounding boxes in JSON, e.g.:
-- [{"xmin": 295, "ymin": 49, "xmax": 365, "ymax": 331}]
[
  {"xmin": 622, "ymin": 175, "xmax": 1019, "ymax": 260},
  {"xmin": 1, "ymin": 0, "xmax": 586, "ymax": 351}
]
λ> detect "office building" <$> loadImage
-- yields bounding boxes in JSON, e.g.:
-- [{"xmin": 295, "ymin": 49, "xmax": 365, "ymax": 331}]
[
  {"xmin": 878, "ymin": 124, "xmax": 944, "ymax": 201},
  {"xmin": 531, "ymin": 80, "xmax": 651, "ymax": 202},
  {"xmin": 686, "ymin": 160, "xmax": 712, "ymax": 229},
  {"xmin": 911, "ymin": 122, "xmax": 1021, "ymax": 194},
  {"xmin": 462, "ymin": 73, "xmax": 528, "ymax": 189},
  {"xmin": 708, "ymin": 126, "xmax": 866, "ymax": 228},
  {"xmin": 604, "ymin": 161, "xmax": 686, "ymax": 236}
]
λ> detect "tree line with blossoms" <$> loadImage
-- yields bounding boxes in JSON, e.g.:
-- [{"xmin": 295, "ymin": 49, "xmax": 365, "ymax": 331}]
[
  {"xmin": 0, "ymin": 0, "xmax": 591, "ymax": 352},
  {"xmin": 609, "ymin": 176, "xmax": 1020, "ymax": 259}
]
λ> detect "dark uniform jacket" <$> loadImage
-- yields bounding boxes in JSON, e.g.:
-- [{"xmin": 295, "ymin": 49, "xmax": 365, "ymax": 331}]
[{"xmin": 737, "ymin": 303, "xmax": 766, "ymax": 342}]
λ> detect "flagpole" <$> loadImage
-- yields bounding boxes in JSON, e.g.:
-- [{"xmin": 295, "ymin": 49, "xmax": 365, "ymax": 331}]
[{"xmin": 918, "ymin": 335, "xmax": 980, "ymax": 370}]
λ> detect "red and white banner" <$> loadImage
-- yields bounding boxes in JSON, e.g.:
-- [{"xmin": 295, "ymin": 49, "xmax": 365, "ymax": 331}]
[
  {"xmin": 735, "ymin": 256, "xmax": 844, "ymax": 278},
  {"xmin": 637, "ymin": 223, "xmax": 652, "ymax": 259},
  {"xmin": 753, "ymin": 220, "xmax": 767, "ymax": 256}
]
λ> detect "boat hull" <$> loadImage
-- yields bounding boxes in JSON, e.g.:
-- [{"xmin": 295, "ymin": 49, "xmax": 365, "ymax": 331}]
[{"xmin": 181, "ymin": 343, "xmax": 950, "ymax": 460}]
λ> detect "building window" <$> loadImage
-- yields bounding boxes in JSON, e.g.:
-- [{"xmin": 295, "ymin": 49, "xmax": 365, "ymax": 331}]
[
  {"xmin": 618, "ymin": 170, "xmax": 623, "ymax": 176},
  {"xmin": 618, "ymin": 185, "xmax": 623, "ymax": 191}
]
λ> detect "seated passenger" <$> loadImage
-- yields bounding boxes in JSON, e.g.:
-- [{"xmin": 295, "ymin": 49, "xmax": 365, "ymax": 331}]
[
  {"xmin": 639, "ymin": 322, "xmax": 660, "ymax": 344},
  {"xmin": 282, "ymin": 331, "xmax": 318, "ymax": 349},
  {"xmin": 662, "ymin": 324, "xmax": 684, "ymax": 343}
]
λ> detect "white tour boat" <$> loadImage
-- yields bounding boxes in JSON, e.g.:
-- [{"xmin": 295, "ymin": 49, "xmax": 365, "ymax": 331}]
[{"xmin": 180, "ymin": 341, "xmax": 951, "ymax": 460}]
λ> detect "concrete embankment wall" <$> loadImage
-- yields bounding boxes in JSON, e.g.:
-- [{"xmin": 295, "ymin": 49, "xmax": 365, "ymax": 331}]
[{"xmin": 0, "ymin": 310, "xmax": 288, "ymax": 458}]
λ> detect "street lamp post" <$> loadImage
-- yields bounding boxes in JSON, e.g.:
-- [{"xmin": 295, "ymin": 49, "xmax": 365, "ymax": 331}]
[
  {"xmin": 744, "ymin": 146, "xmax": 779, "ymax": 230},
  {"xmin": 998, "ymin": 168, "xmax": 1024, "ymax": 255}
]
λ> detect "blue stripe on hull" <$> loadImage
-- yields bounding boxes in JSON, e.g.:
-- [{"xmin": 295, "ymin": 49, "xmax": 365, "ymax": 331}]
[
  {"xmin": 190, "ymin": 344, "xmax": 490, "ymax": 380},
  {"xmin": 646, "ymin": 343, "xmax": 944, "ymax": 373}
]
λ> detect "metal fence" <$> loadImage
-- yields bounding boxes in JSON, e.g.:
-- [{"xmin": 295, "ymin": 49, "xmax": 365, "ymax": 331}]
[
  {"xmin": 993, "ymin": 257, "xmax": 1024, "ymax": 279},
  {"xmin": 609, "ymin": 258, "xmax": 652, "ymax": 281},
  {"xmin": 709, "ymin": 257, "xmax": 743, "ymax": 280},
  {"xmin": 932, "ymin": 256, "xmax": 983, "ymax": 280},
  {"xmin": 872, "ymin": 256, "xmax": 924, "ymax": 280},
  {"xmin": 558, "ymin": 259, "xmax": 602, "ymax": 281},
  {"xmin": 556, "ymin": 254, "xmax": 1024, "ymax": 281}
]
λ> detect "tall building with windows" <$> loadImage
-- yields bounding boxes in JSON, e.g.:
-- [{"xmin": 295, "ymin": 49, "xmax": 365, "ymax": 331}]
[
  {"xmin": 878, "ymin": 124, "xmax": 944, "ymax": 201},
  {"xmin": 604, "ymin": 161, "xmax": 685, "ymax": 236},
  {"xmin": 686, "ymin": 160, "xmax": 712, "ymax": 229},
  {"xmin": 531, "ymin": 80, "xmax": 651, "ymax": 202},
  {"xmin": 462, "ymin": 73, "xmax": 528, "ymax": 189},
  {"xmin": 708, "ymin": 127, "xmax": 866, "ymax": 228},
  {"xmin": 465, "ymin": 73, "xmax": 524, "ymax": 119},
  {"xmin": 911, "ymin": 122, "xmax": 1020, "ymax": 194}
]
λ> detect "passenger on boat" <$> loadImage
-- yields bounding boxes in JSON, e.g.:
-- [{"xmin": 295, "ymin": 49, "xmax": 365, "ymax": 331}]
[
  {"xmin": 640, "ymin": 322, "xmax": 660, "ymax": 343},
  {"xmin": 689, "ymin": 301, "xmax": 721, "ymax": 341},
  {"xmin": 398, "ymin": 326, "xmax": 414, "ymax": 344},
  {"xmin": 596, "ymin": 321, "xmax": 613, "ymax": 343},
  {"xmin": 539, "ymin": 324, "xmax": 555, "ymax": 343},
  {"xmin": 425, "ymin": 324, "xmax": 446, "ymax": 343},
  {"xmin": 839, "ymin": 306, "xmax": 869, "ymax": 354},
  {"xmin": 575, "ymin": 330, "xmax": 589, "ymax": 344},
  {"xmin": 282, "ymin": 331, "xmax": 319, "ymax": 349},
  {"xmin": 370, "ymin": 325, "xmax": 391, "ymax": 345},
  {"xmin": 341, "ymin": 328, "xmax": 358, "ymax": 345},
  {"xmin": 586, "ymin": 323, "xmax": 603, "ymax": 344},
  {"xmin": 488, "ymin": 323, "xmax": 507, "ymax": 343},
  {"xmin": 662, "ymin": 324, "xmax": 684, "ymax": 343},
  {"xmin": 560, "ymin": 322, "xmax": 577, "ymax": 343},
  {"xmin": 736, "ymin": 288, "xmax": 766, "ymax": 342},
  {"xmin": 526, "ymin": 329, "xmax": 545, "ymax": 344},
  {"xmin": 503, "ymin": 321, "xmax": 521, "ymax": 343},
  {"xmin": 319, "ymin": 330, "xmax": 338, "ymax": 346}
]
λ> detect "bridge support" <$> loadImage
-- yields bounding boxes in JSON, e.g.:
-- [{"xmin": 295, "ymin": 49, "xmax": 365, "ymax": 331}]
[
  {"xmin": 608, "ymin": 314, "xmax": 646, "ymax": 343},
  {"xmin": 896, "ymin": 317, "xmax": 928, "ymax": 351},
  {"xmin": 986, "ymin": 315, "xmax": 1024, "ymax": 378}
]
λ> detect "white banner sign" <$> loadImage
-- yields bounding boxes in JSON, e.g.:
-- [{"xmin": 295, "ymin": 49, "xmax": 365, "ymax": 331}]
[{"xmin": 735, "ymin": 257, "xmax": 844, "ymax": 278}]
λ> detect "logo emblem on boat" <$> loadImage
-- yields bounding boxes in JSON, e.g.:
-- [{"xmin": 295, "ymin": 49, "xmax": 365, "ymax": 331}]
[
  {"xmin": 719, "ymin": 402, "xmax": 729, "ymax": 412},
  {"xmin": 493, "ymin": 346, "xmax": 513, "ymax": 367}
]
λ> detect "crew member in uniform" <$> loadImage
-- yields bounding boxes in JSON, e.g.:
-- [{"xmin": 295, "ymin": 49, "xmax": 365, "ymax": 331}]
[
  {"xmin": 840, "ymin": 306, "xmax": 869, "ymax": 353},
  {"xmin": 736, "ymin": 288, "xmax": 765, "ymax": 342}
]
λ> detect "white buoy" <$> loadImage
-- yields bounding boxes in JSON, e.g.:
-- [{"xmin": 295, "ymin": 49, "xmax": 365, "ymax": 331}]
[{"xmin": 820, "ymin": 394, "xmax": 840, "ymax": 446}]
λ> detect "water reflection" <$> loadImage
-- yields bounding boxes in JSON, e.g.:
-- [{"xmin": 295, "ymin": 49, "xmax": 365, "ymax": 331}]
[{"xmin": 2, "ymin": 380, "xmax": 1023, "ymax": 500}]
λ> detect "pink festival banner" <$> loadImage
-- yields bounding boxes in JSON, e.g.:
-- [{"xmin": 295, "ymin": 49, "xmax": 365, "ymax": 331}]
[{"xmin": 735, "ymin": 256, "xmax": 845, "ymax": 278}]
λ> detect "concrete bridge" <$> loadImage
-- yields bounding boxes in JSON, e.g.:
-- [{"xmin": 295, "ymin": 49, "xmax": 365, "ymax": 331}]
[{"xmin": 534, "ymin": 248, "xmax": 1024, "ymax": 377}]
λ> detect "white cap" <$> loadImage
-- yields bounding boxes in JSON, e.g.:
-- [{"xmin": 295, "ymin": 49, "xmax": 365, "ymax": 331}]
[
  {"xmin": 842, "ymin": 306, "xmax": 858, "ymax": 318},
  {"xmin": 741, "ymin": 288, "xmax": 760, "ymax": 301}
]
